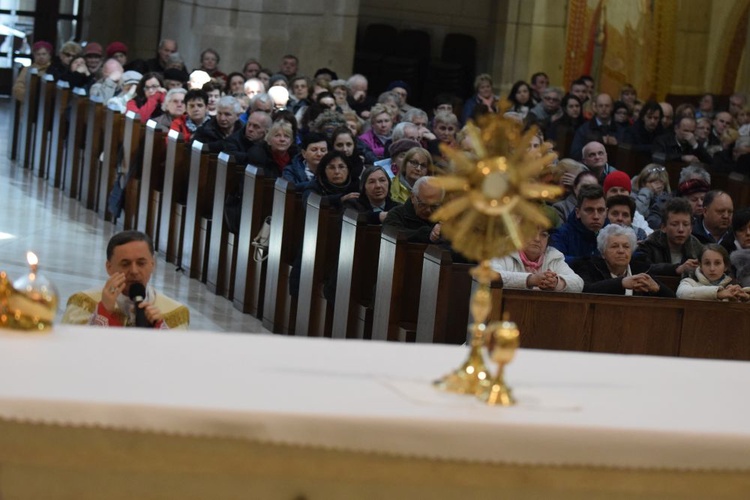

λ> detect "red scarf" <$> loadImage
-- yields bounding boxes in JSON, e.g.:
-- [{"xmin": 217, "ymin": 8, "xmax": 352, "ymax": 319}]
[{"xmin": 271, "ymin": 150, "xmax": 290, "ymax": 172}]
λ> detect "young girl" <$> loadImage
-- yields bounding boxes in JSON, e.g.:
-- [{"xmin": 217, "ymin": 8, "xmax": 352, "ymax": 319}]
[{"xmin": 676, "ymin": 244, "xmax": 750, "ymax": 301}]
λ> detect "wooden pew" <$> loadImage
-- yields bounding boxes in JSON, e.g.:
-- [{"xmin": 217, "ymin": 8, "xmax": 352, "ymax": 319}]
[
  {"xmin": 32, "ymin": 74, "xmax": 56, "ymax": 179},
  {"xmin": 415, "ymin": 245, "xmax": 473, "ymax": 344},
  {"xmin": 614, "ymin": 143, "xmax": 651, "ymax": 178},
  {"xmin": 371, "ymin": 227, "xmax": 428, "ymax": 342},
  {"xmin": 206, "ymin": 154, "xmax": 244, "ymax": 299},
  {"xmin": 294, "ymin": 193, "xmax": 344, "ymax": 337},
  {"xmin": 63, "ymin": 89, "xmax": 88, "ymax": 199},
  {"xmin": 8, "ymin": 65, "xmax": 21, "ymax": 160},
  {"xmin": 121, "ymin": 111, "xmax": 144, "ymax": 229},
  {"xmin": 80, "ymin": 97, "xmax": 105, "ymax": 210},
  {"xmin": 332, "ymin": 209, "xmax": 382, "ymax": 340},
  {"xmin": 158, "ymin": 129, "xmax": 188, "ymax": 263},
  {"xmin": 47, "ymin": 81, "xmax": 70, "ymax": 188},
  {"xmin": 713, "ymin": 171, "xmax": 750, "ymax": 209},
  {"xmin": 17, "ymin": 69, "xmax": 40, "ymax": 169},
  {"xmin": 262, "ymin": 179, "xmax": 304, "ymax": 334},
  {"xmin": 233, "ymin": 166, "xmax": 276, "ymax": 316},
  {"xmin": 136, "ymin": 120, "xmax": 167, "ymax": 244},
  {"xmin": 97, "ymin": 105, "xmax": 125, "ymax": 221},
  {"xmin": 679, "ymin": 301, "xmax": 750, "ymax": 360},
  {"xmin": 181, "ymin": 142, "xmax": 217, "ymax": 282}
]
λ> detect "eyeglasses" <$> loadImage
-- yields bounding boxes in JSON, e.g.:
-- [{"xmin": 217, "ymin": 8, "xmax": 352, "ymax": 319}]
[
  {"xmin": 144, "ymin": 84, "xmax": 161, "ymax": 90},
  {"xmin": 407, "ymin": 159, "xmax": 429, "ymax": 170},
  {"xmin": 647, "ymin": 166, "xmax": 666, "ymax": 173},
  {"xmin": 62, "ymin": 52, "xmax": 76, "ymax": 58},
  {"xmin": 414, "ymin": 196, "xmax": 441, "ymax": 211}
]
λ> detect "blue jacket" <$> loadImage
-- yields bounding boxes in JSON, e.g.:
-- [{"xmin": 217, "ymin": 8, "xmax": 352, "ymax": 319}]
[
  {"xmin": 282, "ymin": 154, "xmax": 314, "ymax": 190},
  {"xmin": 550, "ymin": 210, "xmax": 606, "ymax": 264}
]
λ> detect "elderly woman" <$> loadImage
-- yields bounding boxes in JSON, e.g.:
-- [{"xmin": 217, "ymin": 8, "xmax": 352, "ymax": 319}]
[
  {"xmin": 491, "ymin": 224, "xmax": 583, "ymax": 292},
  {"xmin": 463, "ymin": 73, "xmax": 498, "ymax": 122},
  {"xmin": 572, "ymin": 225, "xmax": 674, "ymax": 296},
  {"xmin": 391, "ymin": 146, "xmax": 433, "ymax": 203},
  {"xmin": 345, "ymin": 165, "xmax": 400, "ymax": 224},
  {"xmin": 154, "ymin": 88, "xmax": 186, "ymax": 130},
  {"xmin": 13, "ymin": 41, "xmax": 53, "ymax": 102},
  {"xmin": 248, "ymin": 120, "xmax": 297, "ymax": 178},
  {"xmin": 358, "ymin": 103, "xmax": 393, "ymax": 159},
  {"xmin": 330, "ymin": 79, "xmax": 352, "ymax": 113}
]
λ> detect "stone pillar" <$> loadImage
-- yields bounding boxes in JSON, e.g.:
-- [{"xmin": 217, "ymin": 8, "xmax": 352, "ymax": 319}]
[{"xmin": 161, "ymin": 0, "xmax": 361, "ymax": 78}]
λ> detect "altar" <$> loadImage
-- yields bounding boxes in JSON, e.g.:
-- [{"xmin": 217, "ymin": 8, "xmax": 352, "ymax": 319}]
[{"xmin": 0, "ymin": 326, "xmax": 749, "ymax": 499}]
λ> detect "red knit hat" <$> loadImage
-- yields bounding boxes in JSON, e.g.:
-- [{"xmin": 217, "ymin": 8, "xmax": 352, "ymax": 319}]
[
  {"xmin": 603, "ymin": 170, "xmax": 632, "ymax": 195},
  {"xmin": 106, "ymin": 41, "xmax": 128, "ymax": 58}
]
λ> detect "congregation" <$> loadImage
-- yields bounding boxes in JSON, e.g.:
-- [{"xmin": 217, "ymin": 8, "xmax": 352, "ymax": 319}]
[{"xmin": 12, "ymin": 35, "xmax": 750, "ymax": 335}]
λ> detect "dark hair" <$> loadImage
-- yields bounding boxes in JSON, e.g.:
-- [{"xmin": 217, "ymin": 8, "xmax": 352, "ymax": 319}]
[
  {"xmin": 134, "ymin": 72, "xmax": 164, "ymax": 104},
  {"xmin": 329, "ymin": 126, "xmax": 355, "ymax": 151},
  {"xmin": 613, "ymin": 100, "xmax": 629, "ymax": 116},
  {"xmin": 507, "ymin": 80, "xmax": 531, "ymax": 107},
  {"xmin": 201, "ymin": 81, "xmax": 222, "ymax": 94},
  {"xmin": 317, "ymin": 151, "xmax": 352, "ymax": 191},
  {"xmin": 700, "ymin": 243, "xmax": 731, "ymax": 268},
  {"xmin": 674, "ymin": 115, "xmax": 696, "ymax": 129},
  {"xmin": 570, "ymin": 78, "xmax": 587, "ymax": 89},
  {"xmin": 573, "ymin": 170, "xmax": 598, "ymax": 188},
  {"xmin": 606, "ymin": 194, "xmax": 635, "ymax": 217},
  {"xmin": 300, "ymin": 132, "xmax": 328, "ymax": 150},
  {"xmin": 576, "ymin": 184, "xmax": 604, "ymax": 207},
  {"xmin": 185, "ymin": 88, "xmax": 208, "ymax": 105},
  {"xmin": 224, "ymin": 72, "xmax": 245, "ymax": 94},
  {"xmin": 359, "ymin": 164, "xmax": 391, "ymax": 193},
  {"xmin": 638, "ymin": 100, "xmax": 663, "ymax": 121},
  {"xmin": 579, "ymin": 75, "xmax": 594, "ymax": 84},
  {"xmin": 315, "ymin": 91, "xmax": 335, "ymax": 104},
  {"xmin": 732, "ymin": 207, "xmax": 750, "ymax": 232},
  {"xmin": 662, "ymin": 197, "xmax": 693, "ymax": 222},
  {"xmin": 561, "ymin": 93, "xmax": 583, "ymax": 117},
  {"xmin": 106, "ymin": 231, "xmax": 154, "ymax": 261},
  {"xmin": 531, "ymin": 72, "xmax": 548, "ymax": 85},
  {"xmin": 703, "ymin": 190, "xmax": 729, "ymax": 209},
  {"xmin": 433, "ymin": 92, "xmax": 457, "ymax": 110},
  {"xmin": 200, "ymin": 48, "xmax": 220, "ymax": 64}
]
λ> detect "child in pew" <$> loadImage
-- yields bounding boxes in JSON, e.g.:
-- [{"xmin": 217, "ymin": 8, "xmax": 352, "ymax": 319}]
[{"xmin": 676, "ymin": 244, "xmax": 750, "ymax": 301}]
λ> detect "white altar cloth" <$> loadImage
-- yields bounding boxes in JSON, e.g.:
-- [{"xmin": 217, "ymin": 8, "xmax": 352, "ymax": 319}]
[{"xmin": 1, "ymin": 325, "xmax": 749, "ymax": 472}]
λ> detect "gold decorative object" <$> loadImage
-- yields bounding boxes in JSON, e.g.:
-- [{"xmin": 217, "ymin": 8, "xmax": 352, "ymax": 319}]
[
  {"xmin": 431, "ymin": 106, "xmax": 562, "ymax": 397},
  {"xmin": 477, "ymin": 315, "xmax": 520, "ymax": 406},
  {"xmin": 0, "ymin": 252, "xmax": 58, "ymax": 332}
]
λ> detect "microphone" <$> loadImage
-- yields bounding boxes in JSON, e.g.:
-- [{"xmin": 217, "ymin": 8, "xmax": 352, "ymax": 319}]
[{"xmin": 128, "ymin": 283, "xmax": 151, "ymax": 328}]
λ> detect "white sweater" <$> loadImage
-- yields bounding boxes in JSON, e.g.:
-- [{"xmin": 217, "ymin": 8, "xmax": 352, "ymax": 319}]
[{"xmin": 490, "ymin": 247, "xmax": 584, "ymax": 293}]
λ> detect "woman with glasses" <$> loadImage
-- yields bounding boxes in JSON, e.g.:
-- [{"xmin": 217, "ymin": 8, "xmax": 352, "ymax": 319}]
[
  {"xmin": 126, "ymin": 72, "xmax": 166, "ymax": 120},
  {"xmin": 47, "ymin": 41, "xmax": 82, "ymax": 81},
  {"xmin": 390, "ymin": 147, "xmax": 433, "ymax": 204},
  {"xmin": 491, "ymin": 217, "xmax": 583, "ymax": 292},
  {"xmin": 633, "ymin": 163, "xmax": 671, "ymax": 217}
]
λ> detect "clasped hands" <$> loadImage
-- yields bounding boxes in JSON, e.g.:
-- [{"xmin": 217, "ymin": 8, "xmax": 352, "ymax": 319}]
[
  {"xmin": 622, "ymin": 273, "xmax": 660, "ymax": 293},
  {"xmin": 527, "ymin": 270, "xmax": 560, "ymax": 290}
]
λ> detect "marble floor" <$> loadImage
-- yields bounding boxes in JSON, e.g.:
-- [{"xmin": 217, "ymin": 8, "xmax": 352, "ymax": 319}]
[{"xmin": 0, "ymin": 97, "xmax": 269, "ymax": 333}]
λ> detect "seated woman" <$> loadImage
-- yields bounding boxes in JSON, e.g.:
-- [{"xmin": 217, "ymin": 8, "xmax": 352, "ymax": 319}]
[
  {"xmin": 462, "ymin": 73, "xmax": 499, "ymax": 123},
  {"xmin": 572, "ymin": 225, "xmax": 675, "ymax": 296},
  {"xmin": 154, "ymin": 88, "xmax": 186, "ymax": 130},
  {"xmin": 358, "ymin": 104, "xmax": 394, "ymax": 159},
  {"xmin": 506, "ymin": 80, "xmax": 532, "ymax": 119},
  {"xmin": 302, "ymin": 150, "xmax": 359, "ymax": 206},
  {"xmin": 247, "ymin": 120, "xmax": 297, "ymax": 178},
  {"xmin": 677, "ymin": 244, "xmax": 750, "ymax": 302},
  {"xmin": 546, "ymin": 94, "xmax": 584, "ymax": 143},
  {"xmin": 344, "ymin": 165, "xmax": 400, "ymax": 224},
  {"xmin": 329, "ymin": 126, "xmax": 372, "ymax": 181},
  {"xmin": 126, "ymin": 72, "xmax": 166, "ymax": 121},
  {"xmin": 490, "ymin": 224, "xmax": 583, "ymax": 292},
  {"xmin": 13, "ymin": 41, "xmax": 52, "ymax": 102},
  {"xmin": 632, "ymin": 163, "xmax": 671, "ymax": 217},
  {"xmin": 390, "ymin": 147, "xmax": 433, "ymax": 204}
]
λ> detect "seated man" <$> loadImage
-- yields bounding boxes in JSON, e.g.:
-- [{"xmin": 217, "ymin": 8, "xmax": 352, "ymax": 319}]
[
  {"xmin": 602, "ymin": 170, "xmax": 652, "ymax": 237},
  {"xmin": 692, "ymin": 190, "xmax": 734, "ymax": 246},
  {"xmin": 550, "ymin": 184, "xmax": 608, "ymax": 264},
  {"xmin": 652, "ymin": 116, "xmax": 712, "ymax": 164},
  {"xmin": 62, "ymin": 231, "xmax": 189, "ymax": 329},
  {"xmin": 283, "ymin": 133, "xmax": 329, "ymax": 189},
  {"xmin": 581, "ymin": 141, "xmax": 618, "ymax": 183},
  {"xmin": 571, "ymin": 225, "xmax": 675, "ymax": 297},
  {"xmin": 223, "ymin": 110, "xmax": 273, "ymax": 166},
  {"xmin": 638, "ymin": 197, "xmax": 702, "ymax": 277},
  {"xmin": 169, "ymin": 88, "xmax": 210, "ymax": 143},
  {"xmin": 606, "ymin": 195, "xmax": 647, "ymax": 241},
  {"xmin": 191, "ymin": 95, "xmax": 243, "ymax": 152},
  {"xmin": 383, "ymin": 176, "xmax": 443, "ymax": 244}
]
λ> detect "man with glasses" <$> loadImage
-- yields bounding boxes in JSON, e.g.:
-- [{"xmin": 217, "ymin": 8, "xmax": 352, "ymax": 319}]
[
  {"xmin": 529, "ymin": 87, "xmax": 563, "ymax": 130},
  {"xmin": 550, "ymin": 184, "xmax": 608, "ymax": 264},
  {"xmin": 384, "ymin": 176, "xmax": 444, "ymax": 243}
]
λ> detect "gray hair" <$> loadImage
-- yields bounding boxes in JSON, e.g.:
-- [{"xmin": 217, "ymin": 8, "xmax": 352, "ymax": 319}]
[
  {"xmin": 596, "ymin": 224, "xmax": 637, "ymax": 255},
  {"xmin": 162, "ymin": 87, "xmax": 187, "ymax": 111},
  {"xmin": 433, "ymin": 111, "xmax": 458, "ymax": 127},
  {"xmin": 413, "ymin": 176, "xmax": 444, "ymax": 199},
  {"xmin": 377, "ymin": 91, "xmax": 399, "ymax": 105},
  {"xmin": 403, "ymin": 108, "xmax": 428, "ymax": 123},
  {"xmin": 244, "ymin": 78, "xmax": 265, "ymax": 93},
  {"xmin": 329, "ymin": 79, "xmax": 349, "ymax": 91},
  {"xmin": 167, "ymin": 52, "xmax": 184, "ymax": 66},
  {"xmin": 735, "ymin": 136, "xmax": 750, "ymax": 149},
  {"xmin": 347, "ymin": 74, "xmax": 368, "ymax": 88},
  {"xmin": 678, "ymin": 165, "xmax": 711, "ymax": 185},
  {"xmin": 250, "ymin": 92, "xmax": 273, "ymax": 110},
  {"xmin": 391, "ymin": 122, "xmax": 417, "ymax": 142},
  {"xmin": 543, "ymin": 86, "xmax": 564, "ymax": 99},
  {"xmin": 217, "ymin": 95, "xmax": 242, "ymax": 114}
]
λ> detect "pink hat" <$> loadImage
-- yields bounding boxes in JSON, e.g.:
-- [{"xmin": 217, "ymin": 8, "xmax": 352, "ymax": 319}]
[
  {"xmin": 32, "ymin": 41, "xmax": 53, "ymax": 54},
  {"xmin": 83, "ymin": 42, "xmax": 103, "ymax": 57},
  {"xmin": 106, "ymin": 41, "xmax": 128, "ymax": 58}
]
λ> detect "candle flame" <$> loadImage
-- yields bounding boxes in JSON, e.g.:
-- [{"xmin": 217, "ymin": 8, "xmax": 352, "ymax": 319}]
[{"xmin": 26, "ymin": 251, "xmax": 38, "ymax": 267}]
